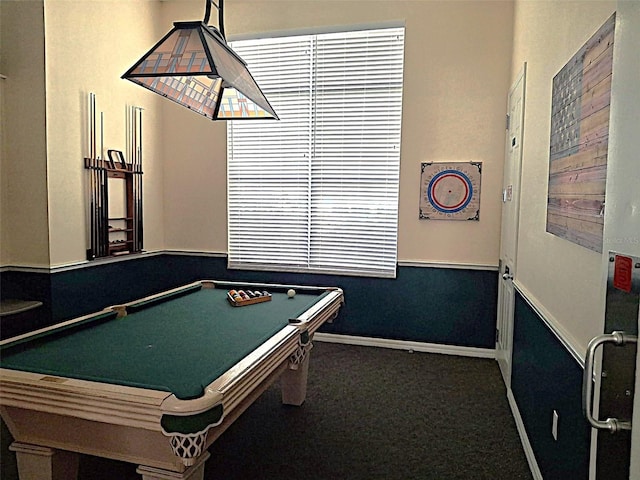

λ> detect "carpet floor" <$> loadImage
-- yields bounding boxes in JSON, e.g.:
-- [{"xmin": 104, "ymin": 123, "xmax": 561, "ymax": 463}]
[{"xmin": 74, "ymin": 341, "xmax": 533, "ymax": 480}]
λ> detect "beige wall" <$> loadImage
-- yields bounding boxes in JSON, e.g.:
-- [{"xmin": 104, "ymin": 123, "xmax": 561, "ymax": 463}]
[
  {"xmin": 43, "ymin": 0, "xmax": 166, "ymax": 266},
  {"xmin": 160, "ymin": 0, "xmax": 515, "ymax": 265},
  {"xmin": 0, "ymin": 0, "xmax": 168, "ymax": 268},
  {"xmin": 1, "ymin": 0, "xmax": 514, "ymax": 267},
  {"xmin": 510, "ymin": 1, "xmax": 617, "ymax": 353},
  {"xmin": 0, "ymin": 1, "xmax": 50, "ymax": 268}
]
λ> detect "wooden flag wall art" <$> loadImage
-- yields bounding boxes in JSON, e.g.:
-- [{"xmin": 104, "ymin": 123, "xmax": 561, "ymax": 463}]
[{"xmin": 546, "ymin": 13, "xmax": 615, "ymax": 253}]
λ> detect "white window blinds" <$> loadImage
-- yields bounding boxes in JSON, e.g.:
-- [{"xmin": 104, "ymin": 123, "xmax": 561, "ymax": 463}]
[{"xmin": 227, "ymin": 27, "xmax": 405, "ymax": 278}]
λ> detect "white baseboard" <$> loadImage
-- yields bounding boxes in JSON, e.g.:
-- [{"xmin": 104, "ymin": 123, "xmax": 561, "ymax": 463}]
[
  {"xmin": 313, "ymin": 333, "xmax": 495, "ymax": 359},
  {"xmin": 507, "ymin": 388, "xmax": 544, "ymax": 480}
]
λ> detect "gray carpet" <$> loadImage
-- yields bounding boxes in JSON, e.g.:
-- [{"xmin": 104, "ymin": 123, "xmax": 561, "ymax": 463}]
[{"xmin": 74, "ymin": 341, "xmax": 532, "ymax": 480}]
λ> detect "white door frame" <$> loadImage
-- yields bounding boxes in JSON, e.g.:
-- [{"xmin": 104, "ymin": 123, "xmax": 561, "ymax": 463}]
[{"xmin": 496, "ymin": 63, "xmax": 526, "ymax": 388}]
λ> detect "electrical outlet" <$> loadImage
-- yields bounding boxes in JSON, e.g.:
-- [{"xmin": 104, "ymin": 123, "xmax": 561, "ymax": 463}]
[{"xmin": 552, "ymin": 410, "xmax": 559, "ymax": 441}]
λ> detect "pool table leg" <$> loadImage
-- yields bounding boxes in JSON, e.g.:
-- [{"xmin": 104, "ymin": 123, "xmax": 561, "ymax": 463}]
[
  {"xmin": 281, "ymin": 344, "xmax": 311, "ymax": 406},
  {"xmin": 10, "ymin": 442, "xmax": 79, "ymax": 480},
  {"xmin": 136, "ymin": 452, "xmax": 209, "ymax": 480}
]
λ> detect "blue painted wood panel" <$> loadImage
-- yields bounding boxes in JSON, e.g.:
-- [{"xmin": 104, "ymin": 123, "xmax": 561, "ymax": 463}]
[
  {"xmin": 511, "ymin": 291, "xmax": 591, "ymax": 479},
  {"xmin": 1, "ymin": 254, "xmax": 497, "ymax": 349}
]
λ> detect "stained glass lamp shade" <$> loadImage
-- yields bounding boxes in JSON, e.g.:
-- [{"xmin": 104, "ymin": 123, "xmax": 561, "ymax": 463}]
[{"xmin": 122, "ymin": 22, "xmax": 278, "ymax": 120}]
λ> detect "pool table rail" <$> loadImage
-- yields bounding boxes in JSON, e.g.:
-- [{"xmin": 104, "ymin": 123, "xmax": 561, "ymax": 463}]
[
  {"xmin": 0, "ymin": 309, "xmax": 116, "ymax": 348},
  {"xmin": 288, "ymin": 287, "xmax": 344, "ymax": 330},
  {"xmin": 108, "ymin": 282, "xmax": 205, "ymax": 318},
  {"xmin": 0, "ymin": 363, "xmax": 171, "ymax": 430}
]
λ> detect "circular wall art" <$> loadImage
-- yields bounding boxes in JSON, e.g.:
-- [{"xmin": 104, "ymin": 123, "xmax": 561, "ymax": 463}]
[{"xmin": 419, "ymin": 162, "xmax": 481, "ymax": 220}]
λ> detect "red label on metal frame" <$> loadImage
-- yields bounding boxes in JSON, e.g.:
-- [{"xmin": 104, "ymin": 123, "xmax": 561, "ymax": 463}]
[{"xmin": 613, "ymin": 255, "xmax": 633, "ymax": 293}]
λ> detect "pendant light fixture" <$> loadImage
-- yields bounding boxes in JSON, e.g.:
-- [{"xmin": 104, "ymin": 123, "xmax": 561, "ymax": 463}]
[{"xmin": 122, "ymin": 0, "xmax": 278, "ymax": 120}]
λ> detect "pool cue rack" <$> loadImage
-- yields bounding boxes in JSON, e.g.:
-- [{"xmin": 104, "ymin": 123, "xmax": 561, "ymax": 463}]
[{"xmin": 85, "ymin": 93, "xmax": 143, "ymax": 260}]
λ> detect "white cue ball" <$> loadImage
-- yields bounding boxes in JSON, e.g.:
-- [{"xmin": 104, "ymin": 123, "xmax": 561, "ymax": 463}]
[{"xmin": 287, "ymin": 289, "xmax": 296, "ymax": 298}]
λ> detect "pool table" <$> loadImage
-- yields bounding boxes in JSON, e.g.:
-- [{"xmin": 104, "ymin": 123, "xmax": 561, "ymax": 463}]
[{"xmin": 0, "ymin": 280, "xmax": 344, "ymax": 480}]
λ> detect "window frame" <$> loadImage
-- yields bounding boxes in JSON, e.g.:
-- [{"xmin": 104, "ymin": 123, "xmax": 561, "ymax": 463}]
[{"xmin": 226, "ymin": 24, "xmax": 405, "ymax": 279}]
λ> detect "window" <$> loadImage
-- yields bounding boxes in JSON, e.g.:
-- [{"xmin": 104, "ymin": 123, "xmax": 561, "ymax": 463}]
[{"xmin": 227, "ymin": 27, "xmax": 405, "ymax": 278}]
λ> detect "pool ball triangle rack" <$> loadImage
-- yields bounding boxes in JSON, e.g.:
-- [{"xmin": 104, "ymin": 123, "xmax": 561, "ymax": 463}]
[{"xmin": 226, "ymin": 289, "xmax": 272, "ymax": 307}]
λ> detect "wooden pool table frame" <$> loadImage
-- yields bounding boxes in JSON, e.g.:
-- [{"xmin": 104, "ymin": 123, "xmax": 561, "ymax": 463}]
[{"xmin": 0, "ymin": 280, "xmax": 344, "ymax": 480}]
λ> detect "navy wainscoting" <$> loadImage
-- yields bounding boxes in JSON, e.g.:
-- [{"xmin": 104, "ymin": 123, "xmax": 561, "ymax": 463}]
[
  {"xmin": 0, "ymin": 270, "xmax": 53, "ymax": 338},
  {"xmin": 511, "ymin": 290, "xmax": 591, "ymax": 480},
  {"xmin": 1, "ymin": 253, "xmax": 498, "ymax": 348},
  {"xmin": 229, "ymin": 265, "xmax": 498, "ymax": 347}
]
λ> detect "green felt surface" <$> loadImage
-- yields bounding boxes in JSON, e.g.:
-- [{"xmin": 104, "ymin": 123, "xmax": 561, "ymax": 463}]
[{"xmin": 1, "ymin": 286, "xmax": 326, "ymax": 400}]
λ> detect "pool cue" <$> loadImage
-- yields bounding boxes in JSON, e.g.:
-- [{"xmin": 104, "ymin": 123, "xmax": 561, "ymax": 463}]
[
  {"xmin": 86, "ymin": 93, "xmax": 91, "ymax": 258},
  {"xmin": 137, "ymin": 107, "xmax": 143, "ymax": 252},
  {"xmin": 131, "ymin": 106, "xmax": 136, "ymax": 251},
  {"xmin": 90, "ymin": 92, "xmax": 94, "ymax": 258},
  {"xmin": 99, "ymin": 109, "xmax": 104, "ymax": 257},
  {"xmin": 93, "ymin": 93, "xmax": 100, "ymax": 257},
  {"xmin": 100, "ymin": 112, "xmax": 104, "ymax": 162},
  {"xmin": 131, "ymin": 106, "xmax": 139, "ymax": 251},
  {"xmin": 132, "ymin": 106, "xmax": 138, "ymax": 252},
  {"xmin": 100, "ymin": 109, "xmax": 108, "ymax": 256},
  {"xmin": 90, "ymin": 93, "xmax": 97, "ymax": 259},
  {"xmin": 94, "ymin": 95, "xmax": 105, "ymax": 257},
  {"xmin": 102, "ymin": 163, "xmax": 109, "ymax": 256},
  {"xmin": 125, "ymin": 106, "xmax": 131, "ymax": 250},
  {"xmin": 128, "ymin": 110, "xmax": 132, "ymax": 172},
  {"xmin": 87, "ymin": 93, "xmax": 94, "ymax": 259},
  {"xmin": 133, "ymin": 106, "xmax": 138, "ymax": 251}
]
